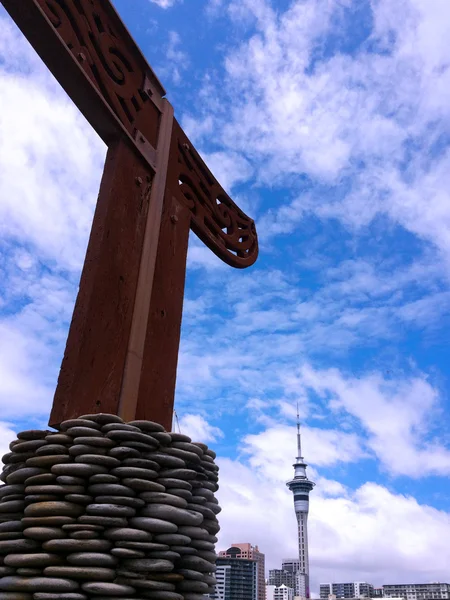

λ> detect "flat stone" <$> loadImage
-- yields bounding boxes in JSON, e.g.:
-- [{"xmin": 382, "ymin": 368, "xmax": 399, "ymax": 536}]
[
  {"xmin": 44, "ymin": 433, "xmax": 73, "ymax": 444},
  {"xmin": 21, "ymin": 517, "xmax": 75, "ymax": 527},
  {"xmin": 202, "ymin": 480, "xmax": 219, "ymax": 492},
  {"xmin": 186, "ymin": 504, "xmax": 215, "ymax": 520},
  {"xmin": 93, "ymin": 495, "xmax": 144, "ymax": 509},
  {"xmin": 195, "ymin": 488, "xmax": 216, "ymax": 500},
  {"xmin": 23, "ymin": 528, "xmax": 66, "ymax": 541},
  {"xmin": 101, "ymin": 423, "xmax": 140, "ymax": 433},
  {"xmin": 176, "ymin": 555, "xmax": 216, "ymax": 572},
  {"xmin": 196, "ymin": 550, "xmax": 217, "ymax": 562},
  {"xmin": 106, "ymin": 431, "xmax": 158, "ymax": 447},
  {"xmin": 177, "ymin": 526, "xmax": 210, "ymax": 540},
  {"xmin": 203, "ymin": 574, "xmax": 218, "ymax": 585},
  {"xmin": 0, "ymin": 533, "xmax": 21, "ymax": 541},
  {"xmin": 81, "ymin": 582, "xmax": 135, "ymax": 596},
  {"xmin": 157, "ymin": 478, "xmax": 192, "ymax": 491},
  {"xmin": 177, "ymin": 568, "xmax": 204, "ymax": 580},
  {"xmin": 60, "ymin": 419, "xmax": 101, "ymax": 431},
  {"xmin": 129, "ymin": 517, "xmax": 177, "ymax": 534},
  {"xmin": 0, "ymin": 522, "xmax": 22, "ymax": 533},
  {"xmin": 70, "ymin": 531, "xmax": 99, "ymax": 539},
  {"xmin": 178, "ymin": 580, "xmax": 209, "ymax": 593},
  {"xmin": 0, "ymin": 566, "xmax": 15, "ymax": 575},
  {"xmin": 87, "ymin": 484, "xmax": 135, "ymax": 497},
  {"xmin": 51, "ymin": 463, "xmax": 107, "ymax": 477},
  {"xmin": 24, "ymin": 474, "xmax": 55, "ymax": 486},
  {"xmin": 103, "ymin": 528, "xmax": 152, "ymax": 542},
  {"xmin": 25, "ymin": 456, "xmax": 71, "ymax": 468},
  {"xmin": 122, "ymin": 558, "xmax": 173, "ymax": 573},
  {"xmin": 12, "ymin": 440, "xmax": 47, "ymax": 454},
  {"xmin": 34, "ymin": 595, "xmax": 86, "ymax": 600},
  {"xmin": 148, "ymin": 432, "xmax": 172, "ymax": 446},
  {"xmin": 165, "ymin": 448, "xmax": 200, "ymax": 464},
  {"xmin": 74, "ymin": 454, "xmax": 119, "ymax": 468},
  {"xmin": 139, "ymin": 492, "xmax": 187, "ymax": 508},
  {"xmin": 24, "ymin": 501, "xmax": 84, "ymax": 518},
  {"xmin": 117, "ymin": 441, "xmax": 155, "ymax": 452},
  {"xmin": 77, "ymin": 516, "xmax": 127, "ymax": 527},
  {"xmin": 147, "ymin": 454, "xmax": 185, "ymax": 469},
  {"xmin": 122, "ymin": 479, "xmax": 165, "ymax": 493},
  {"xmin": 111, "ymin": 467, "xmax": 158, "ymax": 480},
  {"xmin": 62, "ymin": 525, "xmax": 104, "ymax": 531},
  {"xmin": 110, "ymin": 548, "xmax": 144, "ymax": 558},
  {"xmin": 115, "ymin": 570, "xmax": 143, "ymax": 579},
  {"xmin": 123, "ymin": 580, "xmax": 175, "ymax": 591},
  {"xmin": 0, "ymin": 593, "xmax": 33, "ymax": 600},
  {"xmin": 24, "ymin": 495, "xmax": 63, "ymax": 504},
  {"xmin": 35, "ymin": 445, "xmax": 70, "ymax": 456},
  {"xmin": 0, "ymin": 540, "xmax": 39, "ymax": 554},
  {"xmin": 78, "ymin": 414, "xmax": 124, "ymax": 425},
  {"xmin": 140, "ymin": 505, "xmax": 202, "ymax": 526},
  {"xmin": 65, "ymin": 495, "xmax": 93, "ymax": 505},
  {"xmin": 4, "ymin": 554, "xmax": 63, "ymax": 568},
  {"xmin": 17, "ymin": 431, "xmax": 48, "ymax": 441},
  {"xmin": 168, "ymin": 433, "xmax": 191, "ymax": 443},
  {"xmin": 146, "ymin": 551, "xmax": 180, "ymax": 561},
  {"xmin": 164, "ymin": 489, "xmax": 192, "ymax": 501},
  {"xmin": 12, "ymin": 569, "xmax": 43, "ymax": 577},
  {"xmin": 0, "ymin": 578, "xmax": 79, "ymax": 593},
  {"xmin": 66, "ymin": 552, "xmax": 118, "ymax": 567},
  {"xmin": 72, "ymin": 437, "xmax": 114, "ymax": 448},
  {"xmin": 25, "ymin": 485, "xmax": 84, "ymax": 496},
  {"xmin": 203, "ymin": 518, "xmax": 220, "ymax": 534},
  {"xmin": 6, "ymin": 468, "xmax": 46, "ymax": 485},
  {"xmin": 189, "ymin": 539, "xmax": 215, "ymax": 550},
  {"xmin": 55, "ymin": 476, "xmax": 85, "ymax": 485},
  {"xmin": 121, "ymin": 458, "xmax": 160, "ymax": 471},
  {"xmin": 171, "ymin": 545, "xmax": 197, "ymax": 555},
  {"xmin": 107, "ymin": 447, "xmax": 139, "ymax": 460},
  {"xmin": 68, "ymin": 445, "xmax": 107, "ymax": 457},
  {"xmin": 159, "ymin": 469, "xmax": 197, "ymax": 480},
  {"xmin": 205, "ymin": 501, "xmax": 221, "ymax": 514},
  {"xmin": 43, "ymin": 539, "xmax": 112, "ymax": 553},
  {"xmin": 88, "ymin": 474, "xmax": 118, "ymax": 484},
  {"xmin": 86, "ymin": 504, "xmax": 135, "ymax": 518},
  {"xmin": 44, "ymin": 566, "xmax": 115, "ymax": 580},
  {"xmin": 0, "ymin": 485, "xmax": 24, "ymax": 499},
  {"xmin": 154, "ymin": 533, "xmax": 191, "ymax": 545},
  {"xmin": 0, "ymin": 493, "xmax": 23, "ymax": 501},
  {"xmin": 0, "ymin": 501, "xmax": 24, "ymax": 513},
  {"xmin": 172, "ymin": 442, "xmax": 202, "ymax": 457},
  {"xmin": 65, "ymin": 427, "xmax": 104, "ymax": 438},
  {"xmin": 115, "ymin": 541, "xmax": 168, "ymax": 551},
  {"xmin": 128, "ymin": 420, "xmax": 165, "ymax": 433}
]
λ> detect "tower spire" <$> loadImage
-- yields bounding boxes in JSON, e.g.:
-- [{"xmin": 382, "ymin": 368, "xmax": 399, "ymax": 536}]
[{"xmin": 297, "ymin": 402, "xmax": 302, "ymax": 458}]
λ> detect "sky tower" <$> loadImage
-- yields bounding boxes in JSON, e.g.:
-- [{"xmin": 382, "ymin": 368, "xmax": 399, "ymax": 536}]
[{"xmin": 286, "ymin": 410, "xmax": 315, "ymax": 598}]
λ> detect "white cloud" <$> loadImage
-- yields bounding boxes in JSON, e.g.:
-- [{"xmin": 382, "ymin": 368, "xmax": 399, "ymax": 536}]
[
  {"xmin": 177, "ymin": 413, "xmax": 224, "ymax": 443},
  {"xmin": 148, "ymin": 0, "xmax": 180, "ymax": 8}
]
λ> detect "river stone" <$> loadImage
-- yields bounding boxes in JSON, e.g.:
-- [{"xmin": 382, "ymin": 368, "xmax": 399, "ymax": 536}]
[
  {"xmin": 110, "ymin": 548, "xmax": 144, "ymax": 558},
  {"xmin": 176, "ymin": 555, "xmax": 216, "ymax": 572},
  {"xmin": 25, "ymin": 456, "xmax": 71, "ymax": 469},
  {"xmin": 0, "ymin": 593, "xmax": 32, "ymax": 600},
  {"xmin": 178, "ymin": 580, "xmax": 209, "ymax": 593},
  {"xmin": 189, "ymin": 539, "xmax": 215, "ymax": 550},
  {"xmin": 147, "ymin": 432, "xmax": 172, "ymax": 446},
  {"xmin": 34, "ymin": 595, "xmax": 86, "ymax": 600},
  {"xmin": 72, "ymin": 437, "xmax": 113, "ymax": 448},
  {"xmin": 165, "ymin": 489, "xmax": 192, "ymax": 501},
  {"xmin": 17, "ymin": 431, "xmax": 49, "ymax": 441},
  {"xmin": 12, "ymin": 440, "xmax": 47, "ymax": 454},
  {"xmin": 66, "ymin": 553, "xmax": 118, "ymax": 567},
  {"xmin": 186, "ymin": 504, "xmax": 215, "ymax": 520},
  {"xmin": 81, "ymin": 582, "xmax": 135, "ymax": 596},
  {"xmin": 65, "ymin": 427, "xmax": 104, "ymax": 438},
  {"xmin": 70, "ymin": 531, "xmax": 99, "ymax": 540},
  {"xmin": 196, "ymin": 550, "xmax": 217, "ymax": 562},
  {"xmin": 0, "ymin": 534, "xmax": 21, "ymax": 542},
  {"xmin": 115, "ymin": 542, "xmax": 168, "ymax": 551},
  {"xmin": 147, "ymin": 551, "xmax": 180, "ymax": 561},
  {"xmin": 44, "ymin": 433, "xmax": 73, "ymax": 444},
  {"xmin": 4, "ymin": 554, "xmax": 63, "ymax": 568},
  {"xmin": 0, "ymin": 577, "xmax": 78, "ymax": 593},
  {"xmin": 154, "ymin": 534, "xmax": 191, "ymax": 545},
  {"xmin": 129, "ymin": 517, "xmax": 177, "ymax": 534},
  {"xmin": 203, "ymin": 518, "xmax": 220, "ymax": 534},
  {"xmin": 77, "ymin": 516, "xmax": 127, "ymax": 528},
  {"xmin": 122, "ymin": 479, "xmax": 165, "ymax": 493},
  {"xmin": 157, "ymin": 479, "xmax": 192, "ymax": 491},
  {"xmin": 43, "ymin": 539, "xmax": 112, "ymax": 553},
  {"xmin": 86, "ymin": 504, "xmax": 135, "ymax": 517},
  {"xmin": 171, "ymin": 443, "xmax": 203, "ymax": 458},
  {"xmin": 23, "ymin": 528, "xmax": 65, "ymax": 541},
  {"xmin": 170, "ymin": 546, "xmax": 197, "ymax": 555},
  {"xmin": 148, "ymin": 454, "xmax": 185, "ymax": 469},
  {"xmin": 68, "ymin": 445, "xmax": 107, "ymax": 458},
  {"xmin": 168, "ymin": 433, "xmax": 191, "ymax": 443},
  {"xmin": 176, "ymin": 526, "xmax": 210, "ymax": 540},
  {"xmin": 100, "ymin": 424, "xmax": 140, "ymax": 433},
  {"xmin": 88, "ymin": 474, "xmax": 119, "ymax": 484},
  {"xmin": 0, "ymin": 522, "xmax": 22, "ymax": 533},
  {"xmin": 6, "ymin": 468, "xmax": 46, "ymax": 485},
  {"xmin": 177, "ymin": 569, "xmax": 204, "ymax": 580},
  {"xmin": 0, "ymin": 501, "xmax": 24, "ymax": 514},
  {"xmin": 165, "ymin": 448, "xmax": 200, "ymax": 464},
  {"xmin": 121, "ymin": 458, "xmax": 160, "ymax": 471},
  {"xmin": 103, "ymin": 528, "xmax": 152, "ymax": 542},
  {"xmin": 43, "ymin": 566, "xmax": 115, "ymax": 580},
  {"xmin": 93, "ymin": 496, "xmax": 144, "ymax": 509},
  {"xmin": 0, "ymin": 540, "xmax": 39, "ymax": 554},
  {"xmin": 111, "ymin": 467, "xmax": 158, "ymax": 481},
  {"xmin": 51, "ymin": 464, "xmax": 107, "ymax": 478},
  {"xmin": 0, "ymin": 486, "xmax": 24, "ymax": 499},
  {"xmin": 122, "ymin": 558, "xmax": 173, "ymax": 573},
  {"xmin": 21, "ymin": 517, "xmax": 75, "ymax": 528},
  {"xmin": 195, "ymin": 488, "xmax": 215, "ymax": 501},
  {"xmin": 106, "ymin": 432, "xmax": 159, "ymax": 448},
  {"xmin": 55, "ymin": 476, "xmax": 85, "ymax": 486},
  {"xmin": 24, "ymin": 485, "xmax": 83, "ymax": 496},
  {"xmin": 205, "ymin": 501, "xmax": 221, "ymax": 515},
  {"xmin": 24, "ymin": 502, "xmax": 83, "ymax": 518},
  {"xmin": 87, "ymin": 484, "xmax": 135, "ymax": 497},
  {"xmin": 24, "ymin": 474, "xmax": 55, "ymax": 486},
  {"xmin": 78, "ymin": 414, "xmax": 124, "ymax": 425},
  {"xmin": 124, "ymin": 579, "xmax": 175, "ymax": 591},
  {"xmin": 201, "ymin": 480, "xmax": 219, "ymax": 492},
  {"xmin": 62, "ymin": 525, "xmax": 104, "ymax": 531},
  {"xmin": 158, "ymin": 469, "xmax": 197, "ymax": 480},
  {"xmin": 139, "ymin": 493, "xmax": 187, "ymax": 508},
  {"xmin": 203, "ymin": 573, "xmax": 217, "ymax": 585},
  {"xmin": 74, "ymin": 455, "xmax": 119, "ymax": 469},
  {"xmin": 128, "ymin": 420, "xmax": 165, "ymax": 432},
  {"xmin": 2, "ymin": 453, "xmax": 34, "ymax": 465},
  {"xmin": 140, "ymin": 505, "xmax": 202, "ymax": 526},
  {"xmin": 107, "ymin": 447, "xmax": 139, "ymax": 459},
  {"xmin": 65, "ymin": 495, "xmax": 93, "ymax": 506},
  {"xmin": 35, "ymin": 445, "xmax": 70, "ymax": 457},
  {"xmin": 60, "ymin": 419, "xmax": 100, "ymax": 431},
  {"xmin": 0, "ymin": 568, "xmax": 14, "ymax": 576}
]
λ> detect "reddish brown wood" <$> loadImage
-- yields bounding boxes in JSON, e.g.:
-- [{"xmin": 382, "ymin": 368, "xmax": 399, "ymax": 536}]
[
  {"xmin": 49, "ymin": 140, "xmax": 154, "ymax": 427},
  {"xmin": 135, "ymin": 192, "xmax": 191, "ymax": 430}
]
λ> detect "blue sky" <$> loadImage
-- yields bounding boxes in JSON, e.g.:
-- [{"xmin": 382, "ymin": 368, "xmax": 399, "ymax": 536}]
[{"xmin": 1, "ymin": 0, "xmax": 450, "ymax": 593}]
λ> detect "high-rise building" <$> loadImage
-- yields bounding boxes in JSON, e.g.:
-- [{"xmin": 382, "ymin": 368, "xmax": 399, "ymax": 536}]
[
  {"xmin": 286, "ymin": 413, "xmax": 315, "ymax": 598},
  {"xmin": 219, "ymin": 543, "xmax": 265, "ymax": 600},
  {"xmin": 383, "ymin": 583, "xmax": 450, "ymax": 600},
  {"xmin": 212, "ymin": 554, "xmax": 258, "ymax": 600},
  {"xmin": 269, "ymin": 569, "xmax": 296, "ymax": 591},
  {"xmin": 267, "ymin": 585, "xmax": 295, "ymax": 600},
  {"xmin": 319, "ymin": 583, "xmax": 374, "ymax": 599}
]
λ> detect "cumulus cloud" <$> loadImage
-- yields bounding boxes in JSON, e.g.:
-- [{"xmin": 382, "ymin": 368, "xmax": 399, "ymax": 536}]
[{"xmin": 178, "ymin": 413, "xmax": 224, "ymax": 443}]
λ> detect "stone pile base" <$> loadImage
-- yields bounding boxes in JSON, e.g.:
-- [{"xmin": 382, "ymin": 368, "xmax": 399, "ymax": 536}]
[{"xmin": 0, "ymin": 414, "xmax": 220, "ymax": 600}]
